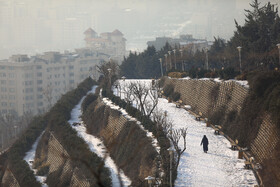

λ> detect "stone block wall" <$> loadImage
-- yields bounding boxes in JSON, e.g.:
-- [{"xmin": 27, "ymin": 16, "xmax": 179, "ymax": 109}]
[
  {"xmin": 163, "ymin": 77, "xmax": 280, "ymax": 170},
  {"xmin": 84, "ymin": 98, "xmax": 159, "ymax": 186},
  {"xmin": 251, "ymin": 113, "xmax": 280, "ymax": 163},
  {"xmin": 164, "ymin": 78, "xmax": 248, "ymax": 117},
  {"xmin": 2, "ymin": 168, "xmax": 20, "ymax": 187},
  {"xmin": 35, "ymin": 131, "xmax": 91, "ymax": 187}
]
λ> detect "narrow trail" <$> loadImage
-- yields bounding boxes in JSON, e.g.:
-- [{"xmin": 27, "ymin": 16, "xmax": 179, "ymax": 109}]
[
  {"xmin": 24, "ymin": 132, "xmax": 48, "ymax": 187},
  {"xmin": 120, "ymin": 79, "xmax": 257, "ymax": 187},
  {"xmin": 157, "ymin": 98, "xmax": 258, "ymax": 187},
  {"xmin": 68, "ymin": 86, "xmax": 131, "ymax": 187}
]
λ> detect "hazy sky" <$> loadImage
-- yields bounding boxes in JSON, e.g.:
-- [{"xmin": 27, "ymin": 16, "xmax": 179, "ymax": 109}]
[{"xmin": 0, "ymin": 0, "xmax": 279, "ymax": 59}]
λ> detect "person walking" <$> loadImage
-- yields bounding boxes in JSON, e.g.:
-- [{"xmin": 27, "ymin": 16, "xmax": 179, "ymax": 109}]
[{"xmin": 200, "ymin": 135, "xmax": 209, "ymax": 153}]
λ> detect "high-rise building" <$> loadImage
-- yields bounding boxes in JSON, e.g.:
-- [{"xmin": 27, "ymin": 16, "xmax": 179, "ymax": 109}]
[{"xmin": 0, "ymin": 51, "xmax": 107, "ymax": 117}]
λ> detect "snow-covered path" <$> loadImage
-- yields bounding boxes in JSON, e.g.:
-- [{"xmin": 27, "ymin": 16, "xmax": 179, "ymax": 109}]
[
  {"xmin": 119, "ymin": 79, "xmax": 257, "ymax": 187},
  {"xmin": 157, "ymin": 98, "xmax": 258, "ymax": 187},
  {"xmin": 68, "ymin": 86, "xmax": 131, "ymax": 187},
  {"xmin": 24, "ymin": 132, "xmax": 48, "ymax": 187}
]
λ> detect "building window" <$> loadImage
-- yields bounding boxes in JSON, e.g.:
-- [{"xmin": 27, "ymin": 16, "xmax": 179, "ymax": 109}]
[
  {"xmin": 25, "ymin": 95, "xmax": 33, "ymax": 100},
  {"xmin": 1, "ymin": 87, "xmax": 7, "ymax": 92},
  {"xmin": 37, "ymin": 80, "xmax": 43, "ymax": 84},
  {"xmin": 25, "ymin": 88, "xmax": 33, "ymax": 93},
  {"xmin": 37, "ymin": 65, "xmax": 42, "ymax": 69},
  {"xmin": 24, "ymin": 81, "xmax": 33, "ymax": 85},
  {"xmin": 37, "ymin": 95, "xmax": 43, "ymax": 99},
  {"xmin": 9, "ymin": 73, "xmax": 15, "ymax": 78},
  {"xmin": 9, "ymin": 95, "xmax": 16, "ymax": 100},
  {"xmin": 37, "ymin": 72, "xmax": 42, "ymax": 77},
  {"xmin": 9, "ymin": 88, "xmax": 15, "ymax": 93},
  {"xmin": 9, "ymin": 80, "xmax": 15, "ymax": 85},
  {"xmin": 1, "ymin": 95, "xmax": 7, "ymax": 99}
]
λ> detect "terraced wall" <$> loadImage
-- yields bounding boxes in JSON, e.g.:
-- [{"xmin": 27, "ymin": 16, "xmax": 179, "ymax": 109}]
[
  {"xmin": 35, "ymin": 131, "xmax": 92, "ymax": 187},
  {"xmin": 163, "ymin": 77, "xmax": 280, "ymax": 186},
  {"xmin": 83, "ymin": 97, "xmax": 159, "ymax": 186}
]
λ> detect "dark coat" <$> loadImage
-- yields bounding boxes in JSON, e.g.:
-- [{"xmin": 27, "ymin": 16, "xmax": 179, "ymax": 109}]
[{"xmin": 201, "ymin": 136, "xmax": 209, "ymax": 152}]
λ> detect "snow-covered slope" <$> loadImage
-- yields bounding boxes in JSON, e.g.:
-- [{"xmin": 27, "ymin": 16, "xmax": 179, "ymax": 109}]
[
  {"xmin": 68, "ymin": 86, "xmax": 131, "ymax": 187},
  {"xmin": 24, "ymin": 132, "xmax": 48, "ymax": 187}
]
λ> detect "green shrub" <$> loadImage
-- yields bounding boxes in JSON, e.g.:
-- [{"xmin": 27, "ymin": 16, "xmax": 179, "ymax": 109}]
[
  {"xmin": 208, "ymin": 106, "xmax": 225, "ymax": 125},
  {"xmin": 36, "ymin": 164, "xmax": 49, "ymax": 176},
  {"xmin": 82, "ymin": 93, "xmax": 98, "ymax": 112},
  {"xmin": 163, "ymin": 84, "xmax": 174, "ymax": 97},
  {"xmin": 171, "ymin": 92, "xmax": 180, "ymax": 101},
  {"xmin": 0, "ymin": 77, "xmax": 113, "ymax": 187},
  {"xmin": 96, "ymin": 87, "xmax": 172, "ymax": 185},
  {"xmin": 159, "ymin": 77, "xmax": 166, "ymax": 88}
]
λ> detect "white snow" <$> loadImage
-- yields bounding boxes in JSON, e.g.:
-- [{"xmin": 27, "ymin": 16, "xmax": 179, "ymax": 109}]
[
  {"xmin": 158, "ymin": 99, "xmax": 257, "ymax": 187},
  {"xmin": 120, "ymin": 79, "xmax": 257, "ymax": 187},
  {"xmin": 68, "ymin": 86, "xmax": 131, "ymax": 187},
  {"xmin": 173, "ymin": 77, "xmax": 249, "ymax": 88},
  {"xmin": 24, "ymin": 132, "xmax": 48, "ymax": 187}
]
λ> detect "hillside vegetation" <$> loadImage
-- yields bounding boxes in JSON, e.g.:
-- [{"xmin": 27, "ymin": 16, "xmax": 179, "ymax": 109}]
[{"xmin": 0, "ymin": 77, "xmax": 112, "ymax": 187}]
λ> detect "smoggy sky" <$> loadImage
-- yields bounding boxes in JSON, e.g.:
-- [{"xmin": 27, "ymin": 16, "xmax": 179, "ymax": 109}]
[{"xmin": 0, "ymin": 0, "xmax": 278, "ymax": 59}]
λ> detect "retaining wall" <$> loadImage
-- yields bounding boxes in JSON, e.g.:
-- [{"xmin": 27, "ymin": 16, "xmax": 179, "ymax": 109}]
[
  {"xmin": 83, "ymin": 97, "xmax": 159, "ymax": 186},
  {"xmin": 1, "ymin": 167, "xmax": 20, "ymax": 187},
  {"xmin": 35, "ymin": 131, "xmax": 91, "ymax": 187},
  {"xmin": 164, "ymin": 78, "xmax": 248, "ymax": 117},
  {"xmin": 163, "ymin": 77, "xmax": 280, "ymax": 178}
]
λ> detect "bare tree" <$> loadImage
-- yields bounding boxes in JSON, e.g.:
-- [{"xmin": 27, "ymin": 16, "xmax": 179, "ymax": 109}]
[
  {"xmin": 168, "ymin": 128, "xmax": 187, "ymax": 171},
  {"xmin": 120, "ymin": 81, "xmax": 133, "ymax": 103},
  {"xmin": 97, "ymin": 60, "xmax": 119, "ymax": 88},
  {"xmin": 43, "ymin": 84, "xmax": 53, "ymax": 109},
  {"xmin": 153, "ymin": 110, "xmax": 187, "ymax": 171},
  {"xmin": 20, "ymin": 111, "xmax": 33, "ymax": 128},
  {"xmin": 127, "ymin": 80, "xmax": 160, "ymax": 118},
  {"xmin": 153, "ymin": 110, "xmax": 172, "ymax": 133}
]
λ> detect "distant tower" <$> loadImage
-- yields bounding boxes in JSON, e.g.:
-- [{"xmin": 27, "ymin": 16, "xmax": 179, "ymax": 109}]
[
  {"xmin": 84, "ymin": 28, "xmax": 97, "ymax": 40},
  {"xmin": 84, "ymin": 28, "xmax": 98, "ymax": 47}
]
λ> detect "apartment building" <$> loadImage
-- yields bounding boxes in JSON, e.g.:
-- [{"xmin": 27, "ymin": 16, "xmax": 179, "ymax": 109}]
[
  {"xmin": 0, "ymin": 51, "xmax": 107, "ymax": 117},
  {"xmin": 147, "ymin": 34, "xmax": 211, "ymax": 52},
  {"xmin": 84, "ymin": 28, "xmax": 126, "ymax": 63}
]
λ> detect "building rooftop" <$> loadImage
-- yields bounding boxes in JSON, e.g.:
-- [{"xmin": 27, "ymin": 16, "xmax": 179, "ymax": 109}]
[
  {"xmin": 84, "ymin": 28, "xmax": 97, "ymax": 35},
  {"xmin": 111, "ymin": 29, "xmax": 123, "ymax": 36}
]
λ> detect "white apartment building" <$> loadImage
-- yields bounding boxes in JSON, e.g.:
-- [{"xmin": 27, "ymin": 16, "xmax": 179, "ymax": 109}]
[
  {"xmin": 0, "ymin": 51, "xmax": 107, "ymax": 117},
  {"xmin": 84, "ymin": 28, "xmax": 126, "ymax": 63}
]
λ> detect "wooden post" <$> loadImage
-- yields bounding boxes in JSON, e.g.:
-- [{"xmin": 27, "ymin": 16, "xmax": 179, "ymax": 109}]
[
  {"xmin": 168, "ymin": 97, "xmax": 172, "ymax": 103},
  {"xmin": 238, "ymin": 150, "xmax": 243, "ymax": 159},
  {"xmin": 206, "ymin": 122, "xmax": 210, "ymax": 127}
]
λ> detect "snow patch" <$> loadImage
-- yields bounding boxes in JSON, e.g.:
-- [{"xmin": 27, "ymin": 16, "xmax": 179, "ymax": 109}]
[{"xmin": 24, "ymin": 131, "xmax": 48, "ymax": 187}]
